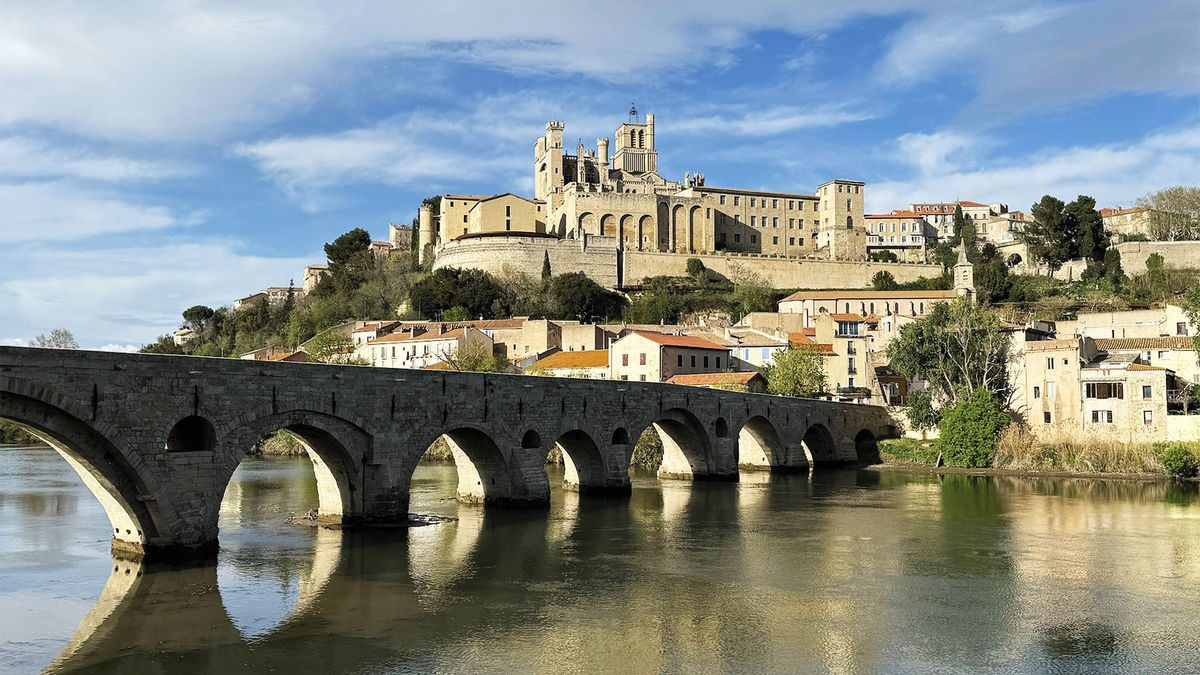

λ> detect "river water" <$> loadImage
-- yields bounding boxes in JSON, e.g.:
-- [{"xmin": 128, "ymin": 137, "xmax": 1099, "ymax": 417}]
[{"xmin": 1, "ymin": 445, "xmax": 1199, "ymax": 673}]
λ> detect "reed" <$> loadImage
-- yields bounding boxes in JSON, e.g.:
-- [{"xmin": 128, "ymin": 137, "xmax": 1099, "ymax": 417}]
[{"xmin": 994, "ymin": 425, "xmax": 1164, "ymax": 475}]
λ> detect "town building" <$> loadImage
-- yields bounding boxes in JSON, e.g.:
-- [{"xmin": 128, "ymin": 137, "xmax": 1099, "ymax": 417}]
[
  {"xmin": 778, "ymin": 289, "xmax": 959, "ymax": 321},
  {"xmin": 724, "ymin": 329, "xmax": 790, "ymax": 372},
  {"xmin": 1055, "ymin": 304, "xmax": 1193, "ymax": 340},
  {"xmin": 812, "ymin": 312, "xmax": 874, "ymax": 400},
  {"xmin": 172, "ymin": 328, "xmax": 197, "ymax": 346},
  {"xmin": 866, "ymin": 210, "xmax": 928, "ymax": 262},
  {"xmin": 365, "ymin": 326, "xmax": 492, "ymax": 370},
  {"xmin": 608, "ymin": 331, "xmax": 729, "ymax": 382},
  {"xmin": 233, "ymin": 285, "xmax": 302, "ymax": 310},
  {"xmin": 909, "ymin": 201, "xmax": 1008, "ymax": 242},
  {"xmin": 303, "ymin": 265, "xmax": 330, "ymax": 293},
  {"xmin": 1100, "ymin": 206, "xmax": 1151, "ymax": 240},
  {"xmin": 529, "ymin": 349, "xmax": 609, "ymax": 379}
]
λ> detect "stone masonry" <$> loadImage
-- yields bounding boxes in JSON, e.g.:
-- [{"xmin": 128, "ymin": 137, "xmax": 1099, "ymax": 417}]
[{"xmin": 0, "ymin": 346, "xmax": 892, "ymax": 561}]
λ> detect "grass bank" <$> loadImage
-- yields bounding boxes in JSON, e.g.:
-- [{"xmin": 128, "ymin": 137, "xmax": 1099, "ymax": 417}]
[{"xmin": 878, "ymin": 427, "xmax": 1200, "ymax": 479}]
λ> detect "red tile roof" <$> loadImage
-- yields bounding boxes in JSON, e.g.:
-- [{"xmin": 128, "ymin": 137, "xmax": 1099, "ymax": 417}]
[
  {"xmin": 628, "ymin": 331, "xmax": 729, "ymax": 351},
  {"xmin": 866, "ymin": 210, "xmax": 922, "ymax": 219},
  {"xmin": 830, "ymin": 313, "xmax": 865, "ymax": 322},
  {"xmin": 369, "ymin": 328, "xmax": 472, "ymax": 344},
  {"xmin": 667, "ymin": 372, "xmax": 765, "ymax": 386},
  {"xmin": 534, "ymin": 350, "xmax": 609, "ymax": 369},
  {"xmin": 957, "ymin": 200, "xmax": 988, "ymax": 207},
  {"xmin": 422, "ymin": 361, "xmax": 452, "ymax": 370},
  {"xmin": 787, "ymin": 334, "xmax": 836, "ymax": 354}
]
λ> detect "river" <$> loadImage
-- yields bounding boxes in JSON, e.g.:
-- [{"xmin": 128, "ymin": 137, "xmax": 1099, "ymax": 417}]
[{"xmin": 1, "ymin": 445, "xmax": 1199, "ymax": 673}]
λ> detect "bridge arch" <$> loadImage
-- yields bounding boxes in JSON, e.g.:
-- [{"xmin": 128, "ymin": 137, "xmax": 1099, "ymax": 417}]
[
  {"xmin": 854, "ymin": 429, "xmax": 879, "ymax": 464},
  {"xmin": 802, "ymin": 423, "xmax": 837, "ymax": 464},
  {"xmin": 737, "ymin": 415, "xmax": 786, "ymax": 471},
  {"xmin": 0, "ymin": 384, "xmax": 168, "ymax": 558},
  {"xmin": 217, "ymin": 409, "xmax": 370, "ymax": 522},
  {"xmin": 648, "ymin": 408, "xmax": 714, "ymax": 480},
  {"xmin": 554, "ymin": 429, "xmax": 606, "ymax": 493},
  {"xmin": 167, "ymin": 415, "xmax": 216, "ymax": 453}
]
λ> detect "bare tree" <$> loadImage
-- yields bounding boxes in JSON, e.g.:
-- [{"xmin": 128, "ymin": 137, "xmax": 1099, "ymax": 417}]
[
  {"xmin": 1137, "ymin": 186, "xmax": 1200, "ymax": 240},
  {"xmin": 31, "ymin": 329, "xmax": 79, "ymax": 349}
]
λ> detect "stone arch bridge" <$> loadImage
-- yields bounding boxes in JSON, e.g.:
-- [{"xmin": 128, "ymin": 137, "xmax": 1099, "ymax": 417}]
[{"xmin": 0, "ymin": 346, "xmax": 893, "ymax": 561}]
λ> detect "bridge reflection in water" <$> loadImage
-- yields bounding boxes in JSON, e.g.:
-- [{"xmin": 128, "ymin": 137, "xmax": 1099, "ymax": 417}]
[{"xmin": 31, "ymin": 456, "xmax": 1200, "ymax": 674}]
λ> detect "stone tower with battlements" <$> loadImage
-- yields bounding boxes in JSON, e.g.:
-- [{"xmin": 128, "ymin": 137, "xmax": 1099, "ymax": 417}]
[{"xmin": 816, "ymin": 179, "xmax": 867, "ymax": 261}]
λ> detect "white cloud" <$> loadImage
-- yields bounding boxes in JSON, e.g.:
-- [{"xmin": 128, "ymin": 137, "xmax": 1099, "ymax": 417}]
[
  {"xmin": 0, "ymin": 136, "xmax": 192, "ymax": 181},
  {"xmin": 0, "ymin": 338, "xmax": 29, "ymax": 347},
  {"xmin": 1, "ymin": 240, "xmax": 314, "ymax": 349},
  {"xmin": 867, "ymin": 124, "xmax": 1200, "ymax": 214},
  {"xmin": 877, "ymin": 1, "xmax": 1200, "ymax": 120},
  {"xmin": 673, "ymin": 106, "xmax": 876, "ymax": 136},
  {"xmin": 0, "ymin": 182, "xmax": 179, "ymax": 243},
  {"xmin": 98, "ymin": 343, "xmax": 141, "ymax": 353}
]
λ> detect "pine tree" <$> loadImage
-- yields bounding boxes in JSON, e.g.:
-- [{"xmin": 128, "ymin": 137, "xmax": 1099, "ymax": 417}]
[
  {"xmin": 541, "ymin": 251, "xmax": 552, "ymax": 280},
  {"xmin": 1026, "ymin": 195, "xmax": 1074, "ymax": 275},
  {"xmin": 1067, "ymin": 195, "xmax": 1107, "ymax": 262}
]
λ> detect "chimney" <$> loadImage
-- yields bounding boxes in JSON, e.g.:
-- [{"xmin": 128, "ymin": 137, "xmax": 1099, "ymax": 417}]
[{"xmin": 438, "ymin": 323, "xmax": 447, "ymax": 336}]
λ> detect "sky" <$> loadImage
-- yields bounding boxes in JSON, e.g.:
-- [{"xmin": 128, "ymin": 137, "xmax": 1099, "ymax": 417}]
[{"xmin": 1, "ymin": 1, "xmax": 1198, "ymax": 350}]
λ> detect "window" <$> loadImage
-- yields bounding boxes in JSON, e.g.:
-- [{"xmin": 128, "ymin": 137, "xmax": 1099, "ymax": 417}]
[
  {"xmin": 677, "ymin": 354, "xmax": 683, "ymax": 367},
  {"xmin": 505, "ymin": 205, "xmax": 511, "ymax": 216},
  {"xmin": 1144, "ymin": 410, "xmax": 1153, "ymax": 425},
  {"xmin": 797, "ymin": 238, "xmax": 804, "ymax": 246},
  {"xmin": 789, "ymin": 200, "xmax": 795, "ymax": 210},
  {"xmin": 719, "ymin": 195, "xmax": 726, "ymax": 205},
  {"xmin": 391, "ymin": 346, "xmax": 396, "ymax": 359},
  {"xmin": 1177, "ymin": 322, "xmax": 1188, "ymax": 335},
  {"xmin": 622, "ymin": 354, "xmax": 629, "ymax": 366},
  {"xmin": 1158, "ymin": 351, "xmax": 1166, "ymax": 359},
  {"xmin": 639, "ymin": 374, "xmax": 646, "ymax": 382},
  {"xmin": 720, "ymin": 232, "xmax": 727, "ymax": 243},
  {"xmin": 1033, "ymin": 386, "xmax": 1040, "ymax": 399},
  {"xmin": 789, "ymin": 218, "xmax": 794, "ymax": 228},
  {"xmin": 846, "ymin": 199, "xmax": 851, "ymax": 210},
  {"xmin": 772, "ymin": 236, "xmax": 779, "ymax": 245},
  {"xmin": 716, "ymin": 356, "xmax": 721, "ymax": 369},
  {"xmin": 789, "ymin": 237, "xmax": 795, "ymax": 245},
  {"xmin": 1091, "ymin": 410, "xmax": 1114, "ymax": 424},
  {"xmin": 848, "ymin": 357, "xmax": 856, "ymax": 373},
  {"xmin": 751, "ymin": 216, "xmax": 756, "ymax": 226},
  {"xmin": 847, "ymin": 376, "xmax": 855, "ymax": 387},
  {"xmin": 750, "ymin": 198, "xmax": 756, "ymax": 207},
  {"xmin": 701, "ymin": 355, "xmax": 708, "ymax": 368},
  {"xmin": 1044, "ymin": 411, "xmax": 1052, "ymax": 424},
  {"xmin": 760, "ymin": 347, "xmax": 770, "ymax": 360},
  {"xmin": 773, "ymin": 217, "xmax": 778, "ymax": 228},
  {"xmin": 1047, "ymin": 382, "xmax": 1055, "ymax": 398},
  {"xmin": 733, "ymin": 196, "xmax": 740, "ymax": 206},
  {"xmin": 1046, "ymin": 357, "xmax": 1055, "ymax": 370},
  {"xmin": 751, "ymin": 235, "xmax": 757, "ymax": 244},
  {"xmin": 639, "ymin": 353, "xmax": 646, "ymax": 366},
  {"xmin": 1085, "ymin": 382, "xmax": 1124, "ymax": 399},
  {"xmin": 1143, "ymin": 385, "xmax": 1152, "ymax": 399},
  {"xmin": 621, "ymin": 375, "xmax": 629, "ymax": 380},
  {"xmin": 463, "ymin": 214, "xmax": 468, "ymax": 222},
  {"xmin": 734, "ymin": 234, "xmax": 741, "ymax": 243},
  {"xmin": 742, "ymin": 348, "xmax": 750, "ymax": 359},
  {"xmin": 797, "ymin": 219, "xmax": 804, "ymax": 229},
  {"xmin": 688, "ymin": 355, "xmax": 695, "ymax": 367}
]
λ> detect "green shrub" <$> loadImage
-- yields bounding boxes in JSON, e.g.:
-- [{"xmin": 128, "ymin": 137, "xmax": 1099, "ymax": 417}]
[
  {"xmin": 937, "ymin": 389, "xmax": 1009, "ymax": 468},
  {"xmin": 1155, "ymin": 443, "xmax": 1199, "ymax": 479}
]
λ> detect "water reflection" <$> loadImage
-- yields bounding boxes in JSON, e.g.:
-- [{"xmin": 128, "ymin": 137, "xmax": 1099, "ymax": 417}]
[{"xmin": 6, "ymin": 449, "xmax": 1200, "ymax": 673}]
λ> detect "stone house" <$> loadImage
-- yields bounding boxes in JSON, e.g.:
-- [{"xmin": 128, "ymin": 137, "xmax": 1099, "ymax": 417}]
[
  {"xmin": 812, "ymin": 313, "xmax": 873, "ymax": 399},
  {"xmin": 866, "ymin": 210, "xmax": 928, "ymax": 262},
  {"xmin": 1055, "ymin": 305, "xmax": 1193, "ymax": 340},
  {"xmin": 608, "ymin": 331, "xmax": 729, "ymax": 382},
  {"xmin": 777, "ymin": 289, "xmax": 959, "ymax": 323}
]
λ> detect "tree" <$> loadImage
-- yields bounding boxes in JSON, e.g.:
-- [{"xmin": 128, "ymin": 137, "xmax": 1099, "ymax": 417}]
[
  {"xmin": 973, "ymin": 259, "xmax": 1011, "ymax": 304},
  {"xmin": 761, "ymin": 344, "xmax": 827, "ymax": 398},
  {"xmin": 1145, "ymin": 252, "xmax": 1167, "ymax": 295},
  {"xmin": 1137, "ymin": 185, "xmax": 1200, "ymax": 240},
  {"xmin": 182, "ymin": 305, "xmax": 215, "ymax": 332},
  {"xmin": 1067, "ymin": 195, "xmax": 1107, "ymax": 263},
  {"xmin": 869, "ymin": 250, "xmax": 898, "ymax": 263},
  {"xmin": 306, "ymin": 330, "xmax": 362, "ymax": 365},
  {"xmin": 931, "ymin": 242, "xmax": 958, "ymax": 270},
  {"xmin": 31, "ymin": 329, "xmax": 79, "ymax": 349},
  {"xmin": 886, "ymin": 297, "xmax": 1012, "ymax": 406},
  {"xmin": 872, "ymin": 271, "xmax": 899, "ymax": 291},
  {"xmin": 324, "ymin": 228, "xmax": 372, "ymax": 268},
  {"xmin": 441, "ymin": 338, "xmax": 511, "ymax": 373},
  {"xmin": 951, "ymin": 204, "xmax": 976, "ymax": 252},
  {"xmin": 905, "ymin": 389, "xmax": 940, "ymax": 439},
  {"xmin": 937, "ymin": 389, "xmax": 1010, "ymax": 468},
  {"xmin": 409, "ymin": 267, "xmax": 511, "ymax": 319},
  {"xmin": 442, "ymin": 305, "xmax": 472, "ymax": 322},
  {"xmin": 685, "ymin": 257, "xmax": 706, "ymax": 282},
  {"xmin": 1026, "ymin": 195, "xmax": 1074, "ymax": 275},
  {"xmin": 541, "ymin": 251, "xmax": 552, "ymax": 280},
  {"xmin": 729, "ymin": 262, "xmax": 773, "ymax": 321},
  {"xmin": 548, "ymin": 272, "xmax": 626, "ymax": 321}
]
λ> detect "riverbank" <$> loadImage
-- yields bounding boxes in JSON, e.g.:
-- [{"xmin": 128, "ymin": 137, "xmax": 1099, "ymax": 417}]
[{"xmin": 876, "ymin": 431, "xmax": 1200, "ymax": 481}]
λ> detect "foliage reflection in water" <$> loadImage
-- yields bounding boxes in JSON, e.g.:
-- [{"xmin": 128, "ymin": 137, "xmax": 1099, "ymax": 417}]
[{"xmin": 2, "ymin": 446, "xmax": 1200, "ymax": 673}]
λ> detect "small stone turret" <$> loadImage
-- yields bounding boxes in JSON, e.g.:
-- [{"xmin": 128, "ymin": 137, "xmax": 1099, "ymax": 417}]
[
  {"xmin": 597, "ymin": 137, "xmax": 609, "ymax": 167},
  {"xmin": 418, "ymin": 203, "xmax": 435, "ymax": 266}
]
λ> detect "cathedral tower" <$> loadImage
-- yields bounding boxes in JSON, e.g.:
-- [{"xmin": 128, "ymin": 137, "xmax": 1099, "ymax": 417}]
[{"xmin": 612, "ymin": 111, "xmax": 657, "ymax": 174}]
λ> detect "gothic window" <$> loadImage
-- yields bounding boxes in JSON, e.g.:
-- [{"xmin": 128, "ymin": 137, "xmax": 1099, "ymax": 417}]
[
  {"xmin": 846, "ymin": 216, "xmax": 853, "ymax": 229},
  {"xmin": 638, "ymin": 129, "xmax": 644, "ymax": 147},
  {"xmin": 630, "ymin": 130, "xmax": 636, "ymax": 147}
]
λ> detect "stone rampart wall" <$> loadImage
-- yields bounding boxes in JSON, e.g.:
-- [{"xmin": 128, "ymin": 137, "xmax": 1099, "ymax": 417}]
[
  {"xmin": 434, "ymin": 236, "xmax": 620, "ymax": 286},
  {"xmin": 622, "ymin": 250, "xmax": 943, "ymax": 288}
]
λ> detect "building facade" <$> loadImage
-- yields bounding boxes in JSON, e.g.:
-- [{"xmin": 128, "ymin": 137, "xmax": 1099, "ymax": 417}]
[{"xmin": 608, "ymin": 331, "xmax": 729, "ymax": 382}]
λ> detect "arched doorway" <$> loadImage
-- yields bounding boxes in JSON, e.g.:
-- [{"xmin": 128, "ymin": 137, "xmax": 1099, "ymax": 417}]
[
  {"xmin": 688, "ymin": 205, "xmax": 703, "ymax": 252},
  {"xmin": 638, "ymin": 215, "xmax": 653, "ymax": 251}
]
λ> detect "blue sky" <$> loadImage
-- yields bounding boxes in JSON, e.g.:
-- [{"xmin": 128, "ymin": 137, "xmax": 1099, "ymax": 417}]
[{"xmin": 1, "ymin": 1, "xmax": 1198, "ymax": 350}]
